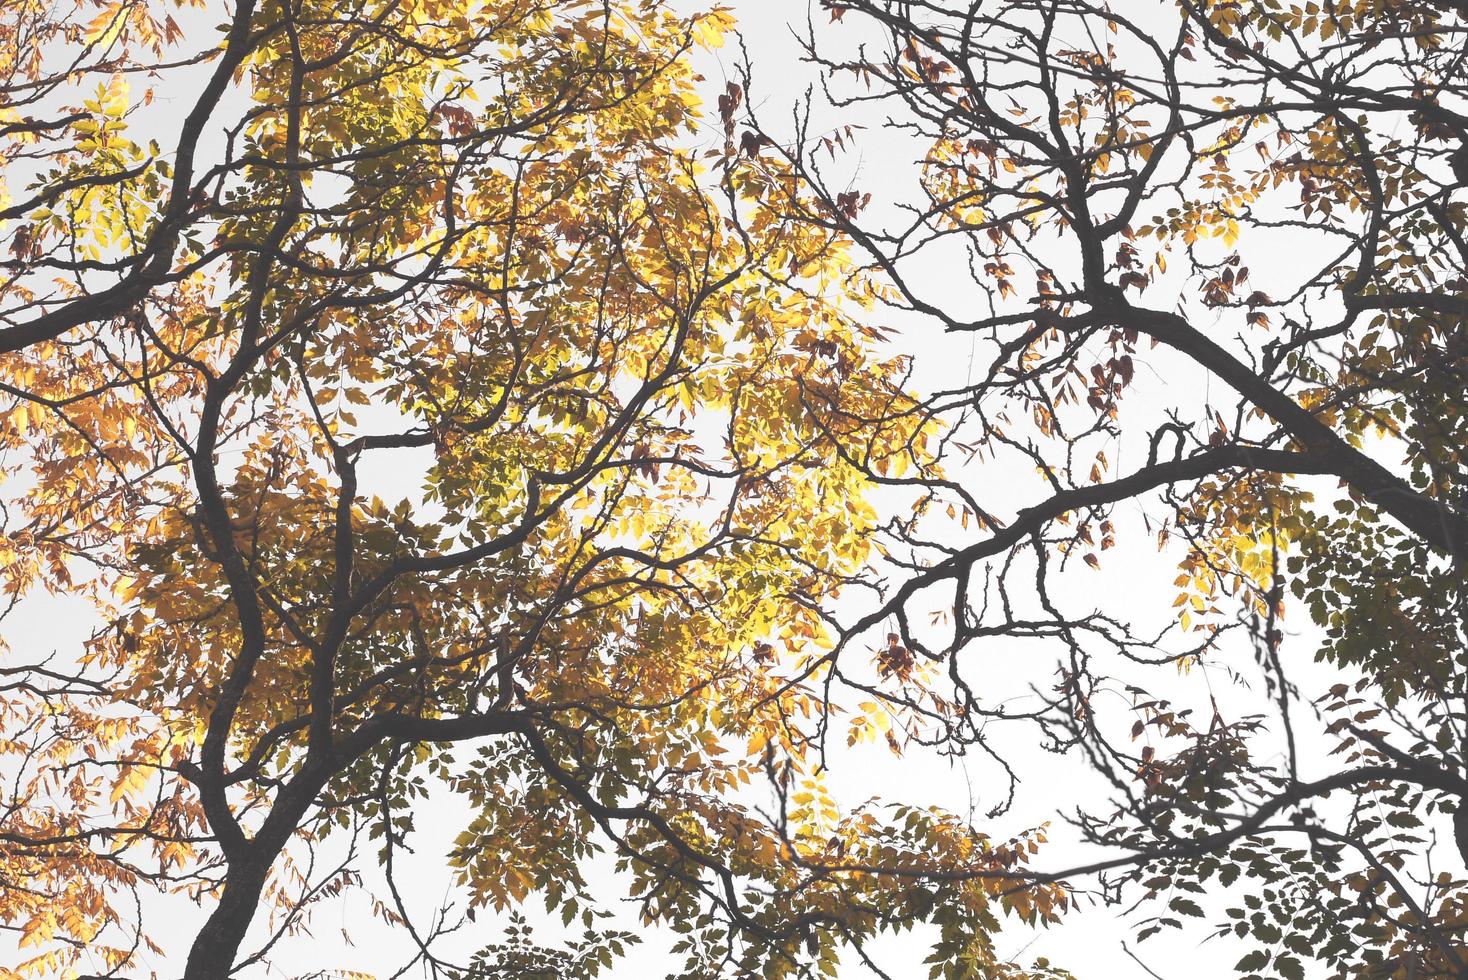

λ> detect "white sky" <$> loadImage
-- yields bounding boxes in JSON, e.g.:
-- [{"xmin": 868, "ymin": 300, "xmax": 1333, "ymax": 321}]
[
  {"xmin": 291, "ymin": 4, "xmax": 1323, "ymax": 977},
  {"xmin": 1, "ymin": 1, "xmax": 1381, "ymax": 977}
]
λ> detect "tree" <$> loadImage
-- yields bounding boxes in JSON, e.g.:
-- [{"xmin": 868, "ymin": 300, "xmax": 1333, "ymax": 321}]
[
  {"xmin": 0, "ymin": 1, "xmax": 1072, "ymax": 978},
  {"xmin": 758, "ymin": 0, "xmax": 1468, "ymax": 975}
]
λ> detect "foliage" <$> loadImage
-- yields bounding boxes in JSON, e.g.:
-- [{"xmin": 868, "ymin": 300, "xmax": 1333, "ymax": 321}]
[
  {"xmin": 751, "ymin": 0, "xmax": 1468, "ymax": 977},
  {"xmin": 0, "ymin": 1, "xmax": 1070, "ymax": 978}
]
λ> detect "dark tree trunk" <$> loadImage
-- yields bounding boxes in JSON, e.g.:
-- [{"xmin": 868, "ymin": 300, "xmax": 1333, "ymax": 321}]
[
  {"xmin": 182, "ymin": 860, "xmax": 271, "ymax": 980},
  {"xmin": 1455, "ymin": 798, "xmax": 1468, "ymax": 870}
]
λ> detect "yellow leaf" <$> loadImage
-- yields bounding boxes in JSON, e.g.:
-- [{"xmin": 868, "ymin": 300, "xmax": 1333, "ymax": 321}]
[{"xmin": 691, "ymin": 8, "xmax": 736, "ymax": 49}]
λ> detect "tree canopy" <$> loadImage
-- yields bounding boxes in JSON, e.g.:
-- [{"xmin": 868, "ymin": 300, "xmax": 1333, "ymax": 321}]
[
  {"xmin": 0, "ymin": 1, "xmax": 1063, "ymax": 978},
  {"xmin": 767, "ymin": 0, "xmax": 1468, "ymax": 977},
  {"xmin": 5, "ymin": 0, "xmax": 1468, "ymax": 978}
]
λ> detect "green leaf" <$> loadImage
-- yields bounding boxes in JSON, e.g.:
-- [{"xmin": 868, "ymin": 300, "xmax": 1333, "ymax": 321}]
[
  {"xmin": 1234, "ymin": 950, "xmax": 1269, "ymax": 972},
  {"xmin": 1169, "ymin": 897, "xmax": 1204, "ymax": 917},
  {"xmin": 1276, "ymin": 956, "xmax": 1304, "ymax": 980}
]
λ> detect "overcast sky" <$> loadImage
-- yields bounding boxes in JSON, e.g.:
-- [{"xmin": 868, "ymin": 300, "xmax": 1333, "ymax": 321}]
[{"xmin": 1, "ymin": 2, "xmax": 1349, "ymax": 977}]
